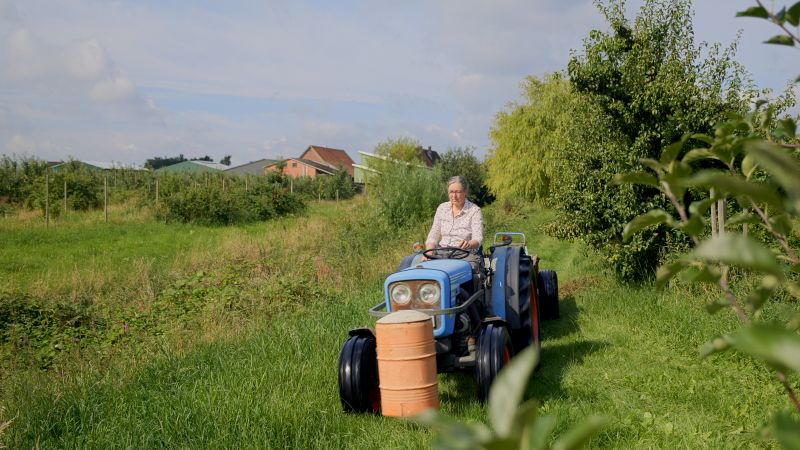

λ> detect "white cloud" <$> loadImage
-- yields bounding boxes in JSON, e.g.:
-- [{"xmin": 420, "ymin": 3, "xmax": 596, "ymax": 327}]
[
  {"xmin": 89, "ymin": 76, "xmax": 135, "ymax": 102},
  {"xmin": 63, "ymin": 38, "xmax": 109, "ymax": 80}
]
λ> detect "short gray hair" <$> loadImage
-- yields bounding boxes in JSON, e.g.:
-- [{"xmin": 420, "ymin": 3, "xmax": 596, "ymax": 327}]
[{"xmin": 447, "ymin": 176, "xmax": 469, "ymax": 195}]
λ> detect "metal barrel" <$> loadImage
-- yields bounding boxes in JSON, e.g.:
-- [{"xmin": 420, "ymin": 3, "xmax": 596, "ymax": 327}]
[{"xmin": 375, "ymin": 310, "xmax": 439, "ymax": 417}]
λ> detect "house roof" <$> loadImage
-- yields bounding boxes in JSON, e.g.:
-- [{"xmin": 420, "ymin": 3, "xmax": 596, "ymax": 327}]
[
  {"xmin": 224, "ymin": 158, "xmax": 276, "ymax": 175},
  {"xmin": 265, "ymin": 158, "xmax": 337, "ymax": 175},
  {"xmin": 295, "ymin": 158, "xmax": 336, "ymax": 174},
  {"xmin": 156, "ymin": 160, "xmax": 228, "ymax": 172},
  {"xmin": 303, "ymin": 145, "xmax": 354, "ymax": 172},
  {"xmin": 51, "ymin": 160, "xmax": 148, "ymax": 171}
]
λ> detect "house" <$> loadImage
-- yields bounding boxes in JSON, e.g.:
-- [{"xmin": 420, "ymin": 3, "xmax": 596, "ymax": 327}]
[
  {"xmin": 51, "ymin": 160, "xmax": 148, "ymax": 172},
  {"xmin": 265, "ymin": 145, "xmax": 355, "ymax": 178},
  {"xmin": 224, "ymin": 158, "xmax": 276, "ymax": 176},
  {"xmin": 155, "ymin": 160, "xmax": 228, "ymax": 173},
  {"xmin": 265, "ymin": 158, "xmax": 337, "ymax": 178}
]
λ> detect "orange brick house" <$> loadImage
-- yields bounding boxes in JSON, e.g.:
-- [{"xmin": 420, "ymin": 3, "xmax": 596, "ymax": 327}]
[{"xmin": 265, "ymin": 145, "xmax": 355, "ymax": 178}]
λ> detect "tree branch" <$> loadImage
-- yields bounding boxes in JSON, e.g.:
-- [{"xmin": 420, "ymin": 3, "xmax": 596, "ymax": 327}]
[
  {"xmin": 755, "ymin": 0, "xmax": 800, "ymax": 45},
  {"xmin": 750, "ymin": 201, "xmax": 799, "ymax": 264}
]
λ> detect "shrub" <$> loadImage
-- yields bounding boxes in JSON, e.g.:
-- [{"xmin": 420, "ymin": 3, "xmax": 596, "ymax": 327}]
[{"xmin": 369, "ymin": 162, "xmax": 445, "ymax": 230}]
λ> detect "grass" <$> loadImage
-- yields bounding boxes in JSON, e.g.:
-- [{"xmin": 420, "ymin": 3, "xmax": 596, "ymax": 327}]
[{"xmin": 1, "ymin": 198, "xmax": 798, "ymax": 448}]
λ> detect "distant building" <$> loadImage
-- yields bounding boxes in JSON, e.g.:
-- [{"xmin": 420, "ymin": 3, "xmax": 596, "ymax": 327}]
[
  {"xmin": 265, "ymin": 145, "xmax": 355, "ymax": 179},
  {"xmin": 265, "ymin": 158, "xmax": 337, "ymax": 178},
  {"xmin": 51, "ymin": 160, "xmax": 148, "ymax": 172},
  {"xmin": 224, "ymin": 158, "xmax": 277, "ymax": 176},
  {"xmin": 156, "ymin": 160, "xmax": 228, "ymax": 173}
]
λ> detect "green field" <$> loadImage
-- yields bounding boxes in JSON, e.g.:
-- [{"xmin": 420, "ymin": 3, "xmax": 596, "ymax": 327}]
[{"xmin": 1, "ymin": 198, "xmax": 797, "ymax": 448}]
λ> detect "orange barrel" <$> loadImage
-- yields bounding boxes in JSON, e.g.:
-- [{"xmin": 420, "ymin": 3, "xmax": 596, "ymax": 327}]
[{"xmin": 375, "ymin": 310, "xmax": 439, "ymax": 417}]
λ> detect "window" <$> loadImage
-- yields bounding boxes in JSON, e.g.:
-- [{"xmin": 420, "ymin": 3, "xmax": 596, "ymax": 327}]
[{"xmin": 292, "ymin": 162, "xmax": 297, "ymax": 167}]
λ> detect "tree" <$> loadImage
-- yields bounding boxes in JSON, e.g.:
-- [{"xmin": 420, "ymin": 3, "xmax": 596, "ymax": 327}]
[
  {"xmin": 220, "ymin": 155, "xmax": 232, "ymax": 166},
  {"xmin": 439, "ymin": 146, "xmax": 494, "ymax": 206},
  {"xmin": 557, "ymin": 0, "xmax": 755, "ymax": 281},
  {"xmin": 486, "ymin": 74, "xmax": 580, "ymax": 203},
  {"xmin": 374, "ymin": 137, "xmax": 424, "ymax": 165},
  {"xmin": 145, "ymin": 154, "xmax": 186, "ymax": 170}
]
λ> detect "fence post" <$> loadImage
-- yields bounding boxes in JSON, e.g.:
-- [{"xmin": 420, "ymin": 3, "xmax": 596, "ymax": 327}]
[
  {"xmin": 63, "ymin": 179, "xmax": 67, "ymax": 213},
  {"xmin": 104, "ymin": 175, "xmax": 108, "ymax": 223},
  {"xmin": 290, "ymin": 178, "xmax": 293, "ymax": 194},
  {"xmin": 222, "ymin": 177, "xmax": 226, "ymax": 192},
  {"xmin": 45, "ymin": 170, "xmax": 49, "ymax": 228},
  {"xmin": 336, "ymin": 189, "xmax": 339, "ymax": 202},
  {"xmin": 155, "ymin": 179, "xmax": 159, "ymax": 205},
  {"xmin": 716, "ymin": 199, "xmax": 725, "ymax": 236},
  {"xmin": 245, "ymin": 176, "xmax": 248, "ymax": 192}
]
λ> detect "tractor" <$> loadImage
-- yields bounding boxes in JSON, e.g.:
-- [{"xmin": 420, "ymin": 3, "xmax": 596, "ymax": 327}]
[{"xmin": 338, "ymin": 232, "xmax": 559, "ymax": 412}]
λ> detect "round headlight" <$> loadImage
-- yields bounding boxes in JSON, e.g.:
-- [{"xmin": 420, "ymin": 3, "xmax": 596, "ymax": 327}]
[
  {"xmin": 391, "ymin": 283, "xmax": 412, "ymax": 305},
  {"xmin": 418, "ymin": 283, "xmax": 440, "ymax": 305}
]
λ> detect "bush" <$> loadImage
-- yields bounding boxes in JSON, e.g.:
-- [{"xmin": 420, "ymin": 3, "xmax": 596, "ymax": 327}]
[{"xmin": 370, "ymin": 162, "xmax": 445, "ymax": 230}]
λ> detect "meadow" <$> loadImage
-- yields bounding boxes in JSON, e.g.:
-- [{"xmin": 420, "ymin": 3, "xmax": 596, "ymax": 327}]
[{"xmin": 1, "ymin": 197, "xmax": 797, "ymax": 448}]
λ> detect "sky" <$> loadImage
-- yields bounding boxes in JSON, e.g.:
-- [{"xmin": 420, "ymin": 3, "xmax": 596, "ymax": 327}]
[{"xmin": 0, "ymin": 0, "xmax": 795, "ymax": 167}]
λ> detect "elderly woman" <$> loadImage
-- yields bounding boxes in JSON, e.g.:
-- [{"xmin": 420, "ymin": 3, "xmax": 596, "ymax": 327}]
[{"xmin": 424, "ymin": 176, "xmax": 484, "ymax": 263}]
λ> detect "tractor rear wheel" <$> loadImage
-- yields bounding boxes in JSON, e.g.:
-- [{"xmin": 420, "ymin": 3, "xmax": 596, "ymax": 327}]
[
  {"xmin": 539, "ymin": 270, "xmax": 559, "ymax": 320},
  {"xmin": 475, "ymin": 324, "xmax": 512, "ymax": 403},
  {"xmin": 511, "ymin": 254, "xmax": 539, "ymax": 354},
  {"xmin": 338, "ymin": 333, "xmax": 380, "ymax": 413}
]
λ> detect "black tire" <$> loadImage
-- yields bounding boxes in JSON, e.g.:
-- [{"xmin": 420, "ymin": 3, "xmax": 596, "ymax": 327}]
[
  {"xmin": 475, "ymin": 324, "xmax": 512, "ymax": 403},
  {"xmin": 338, "ymin": 334, "xmax": 380, "ymax": 413},
  {"xmin": 539, "ymin": 270, "xmax": 559, "ymax": 321},
  {"xmin": 510, "ymin": 253, "xmax": 540, "ymax": 354}
]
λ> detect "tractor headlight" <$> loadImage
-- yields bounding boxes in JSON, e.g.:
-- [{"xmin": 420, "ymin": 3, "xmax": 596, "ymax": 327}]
[
  {"xmin": 418, "ymin": 283, "xmax": 440, "ymax": 306},
  {"xmin": 390, "ymin": 283, "xmax": 412, "ymax": 305}
]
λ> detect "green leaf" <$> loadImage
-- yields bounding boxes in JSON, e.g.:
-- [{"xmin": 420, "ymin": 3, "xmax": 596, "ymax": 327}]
[
  {"xmin": 689, "ymin": 197, "xmax": 716, "ymax": 217},
  {"xmin": 691, "ymin": 133, "xmax": 714, "ymax": 145},
  {"xmin": 746, "ymin": 141, "xmax": 800, "ymax": 212},
  {"xmin": 682, "ymin": 148, "xmax": 718, "ymax": 164},
  {"xmin": 660, "ymin": 133, "xmax": 690, "ymax": 164},
  {"xmin": 526, "ymin": 415, "xmax": 556, "ymax": 450},
  {"xmin": 776, "ymin": 6, "xmax": 788, "ymax": 24},
  {"xmin": 725, "ymin": 211, "xmax": 760, "ymax": 227},
  {"xmin": 729, "ymin": 324, "xmax": 800, "ymax": 373},
  {"xmin": 623, "ymin": 210, "xmax": 674, "ymax": 241},
  {"xmin": 689, "ymin": 171, "xmax": 783, "ymax": 207},
  {"xmin": 700, "ymin": 336, "xmax": 732, "ymax": 358},
  {"xmin": 678, "ymin": 215, "xmax": 706, "ymax": 237},
  {"xmin": 639, "ymin": 158, "xmax": 665, "ymax": 174},
  {"xmin": 511, "ymin": 399, "xmax": 540, "ymax": 443},
  {"xmin": 613, "ymin": 172, "xmax": 658, "ymax": 187},
  {"xmin": 551, "ymin": 416, "xmax": 607, "ymax": 450},
  {"xmin": 417, "ymin": 409, "xmax": 491, "ymax": 449},
  {"xmin": 656, "ymin": 261, "xmax": 688, "ymax": 290},
  {"xmin": 682, "ymin": 266, "xmax": 722, "ymax": 284},
  {"xmin": 741, "ymin": 153, "xmax": 758, "ymax": 179},
  {"xmin": 769, "ymin": 214, "xmax": 793, "ymax": 235},
  {"xmin": 773, "ymin": 411, "xmax": 800, "ymax": 450},
  {"xmin": 736, "ymin": 6, "xmax": 768, "ymax": 18},
  {"xmin": 690, "ymin": 234, "xmax": 784, "ymax": 278},
  {"xmin": 705, "ymin": 300, "xmax": 730, "ymax": 315},
  {"xmin": 745, "ymin": 276, "xmax": 780, "ymax": 312},
  {"xmin": 773, "ymin": 118, "xmax": 797, "ymax": 141},
  {"xmin": 789, "ymin": 2, "xmax": 800, "ymax": 26},
  {"xmin": 764, "ymin": 35, "xmax": 795, "ymax": 46},
  {"xmin": 488, "ymin": 346, "xmax": 538, "ymax": 438}
]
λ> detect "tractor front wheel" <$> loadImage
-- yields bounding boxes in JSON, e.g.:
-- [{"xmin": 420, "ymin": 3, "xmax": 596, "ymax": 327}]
[
  {"xmin": 338, "ymin": 333, "xmax": 380, "ymax": 413},
  {"xmin": 475, "ymin": 324, "xmax": 512, "ymax": 403}
]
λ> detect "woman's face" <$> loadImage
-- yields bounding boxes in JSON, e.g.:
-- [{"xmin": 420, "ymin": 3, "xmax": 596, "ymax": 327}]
[{"xmin": 448, "ymin": 182, "xmax": 466, "ymax": 208}]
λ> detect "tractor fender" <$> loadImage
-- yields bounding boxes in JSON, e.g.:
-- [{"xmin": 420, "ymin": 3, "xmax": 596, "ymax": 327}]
[{"xmin": 481, "ymin": 316, "xmax": 508, "ymax": 328}]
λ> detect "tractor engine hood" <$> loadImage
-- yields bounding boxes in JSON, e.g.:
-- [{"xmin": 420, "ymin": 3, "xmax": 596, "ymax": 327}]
[{"xmin": 385, "ymin": 259, "xmax": 473, "ymax": 297}]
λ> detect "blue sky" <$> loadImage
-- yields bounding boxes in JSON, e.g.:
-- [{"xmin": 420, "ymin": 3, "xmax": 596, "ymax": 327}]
[{"xmin": 0, "ymin": 0, "xmax": 795, "ymax": 166}]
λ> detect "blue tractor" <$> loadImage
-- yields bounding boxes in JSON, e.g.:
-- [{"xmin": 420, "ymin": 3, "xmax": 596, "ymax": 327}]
[{"xmin": 338, "ymin": 232, "xmax": 559, "ymax": 412}]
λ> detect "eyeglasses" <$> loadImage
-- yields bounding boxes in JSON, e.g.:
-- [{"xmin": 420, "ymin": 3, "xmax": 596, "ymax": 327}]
[{"xmin": 448, "ymin": 190, "xmax": 464, "ymax": 194}]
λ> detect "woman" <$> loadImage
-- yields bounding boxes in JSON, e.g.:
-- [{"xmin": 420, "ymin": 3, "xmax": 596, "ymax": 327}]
[{"xmin": 424, "ymin": 176, "xmax": 484, "ymax": 262}]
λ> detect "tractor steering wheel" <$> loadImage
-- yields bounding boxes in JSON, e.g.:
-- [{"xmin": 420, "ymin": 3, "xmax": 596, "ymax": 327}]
[{"xmin": 422, "ymin": 247, "xmax": 471, "ymax": 260}]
